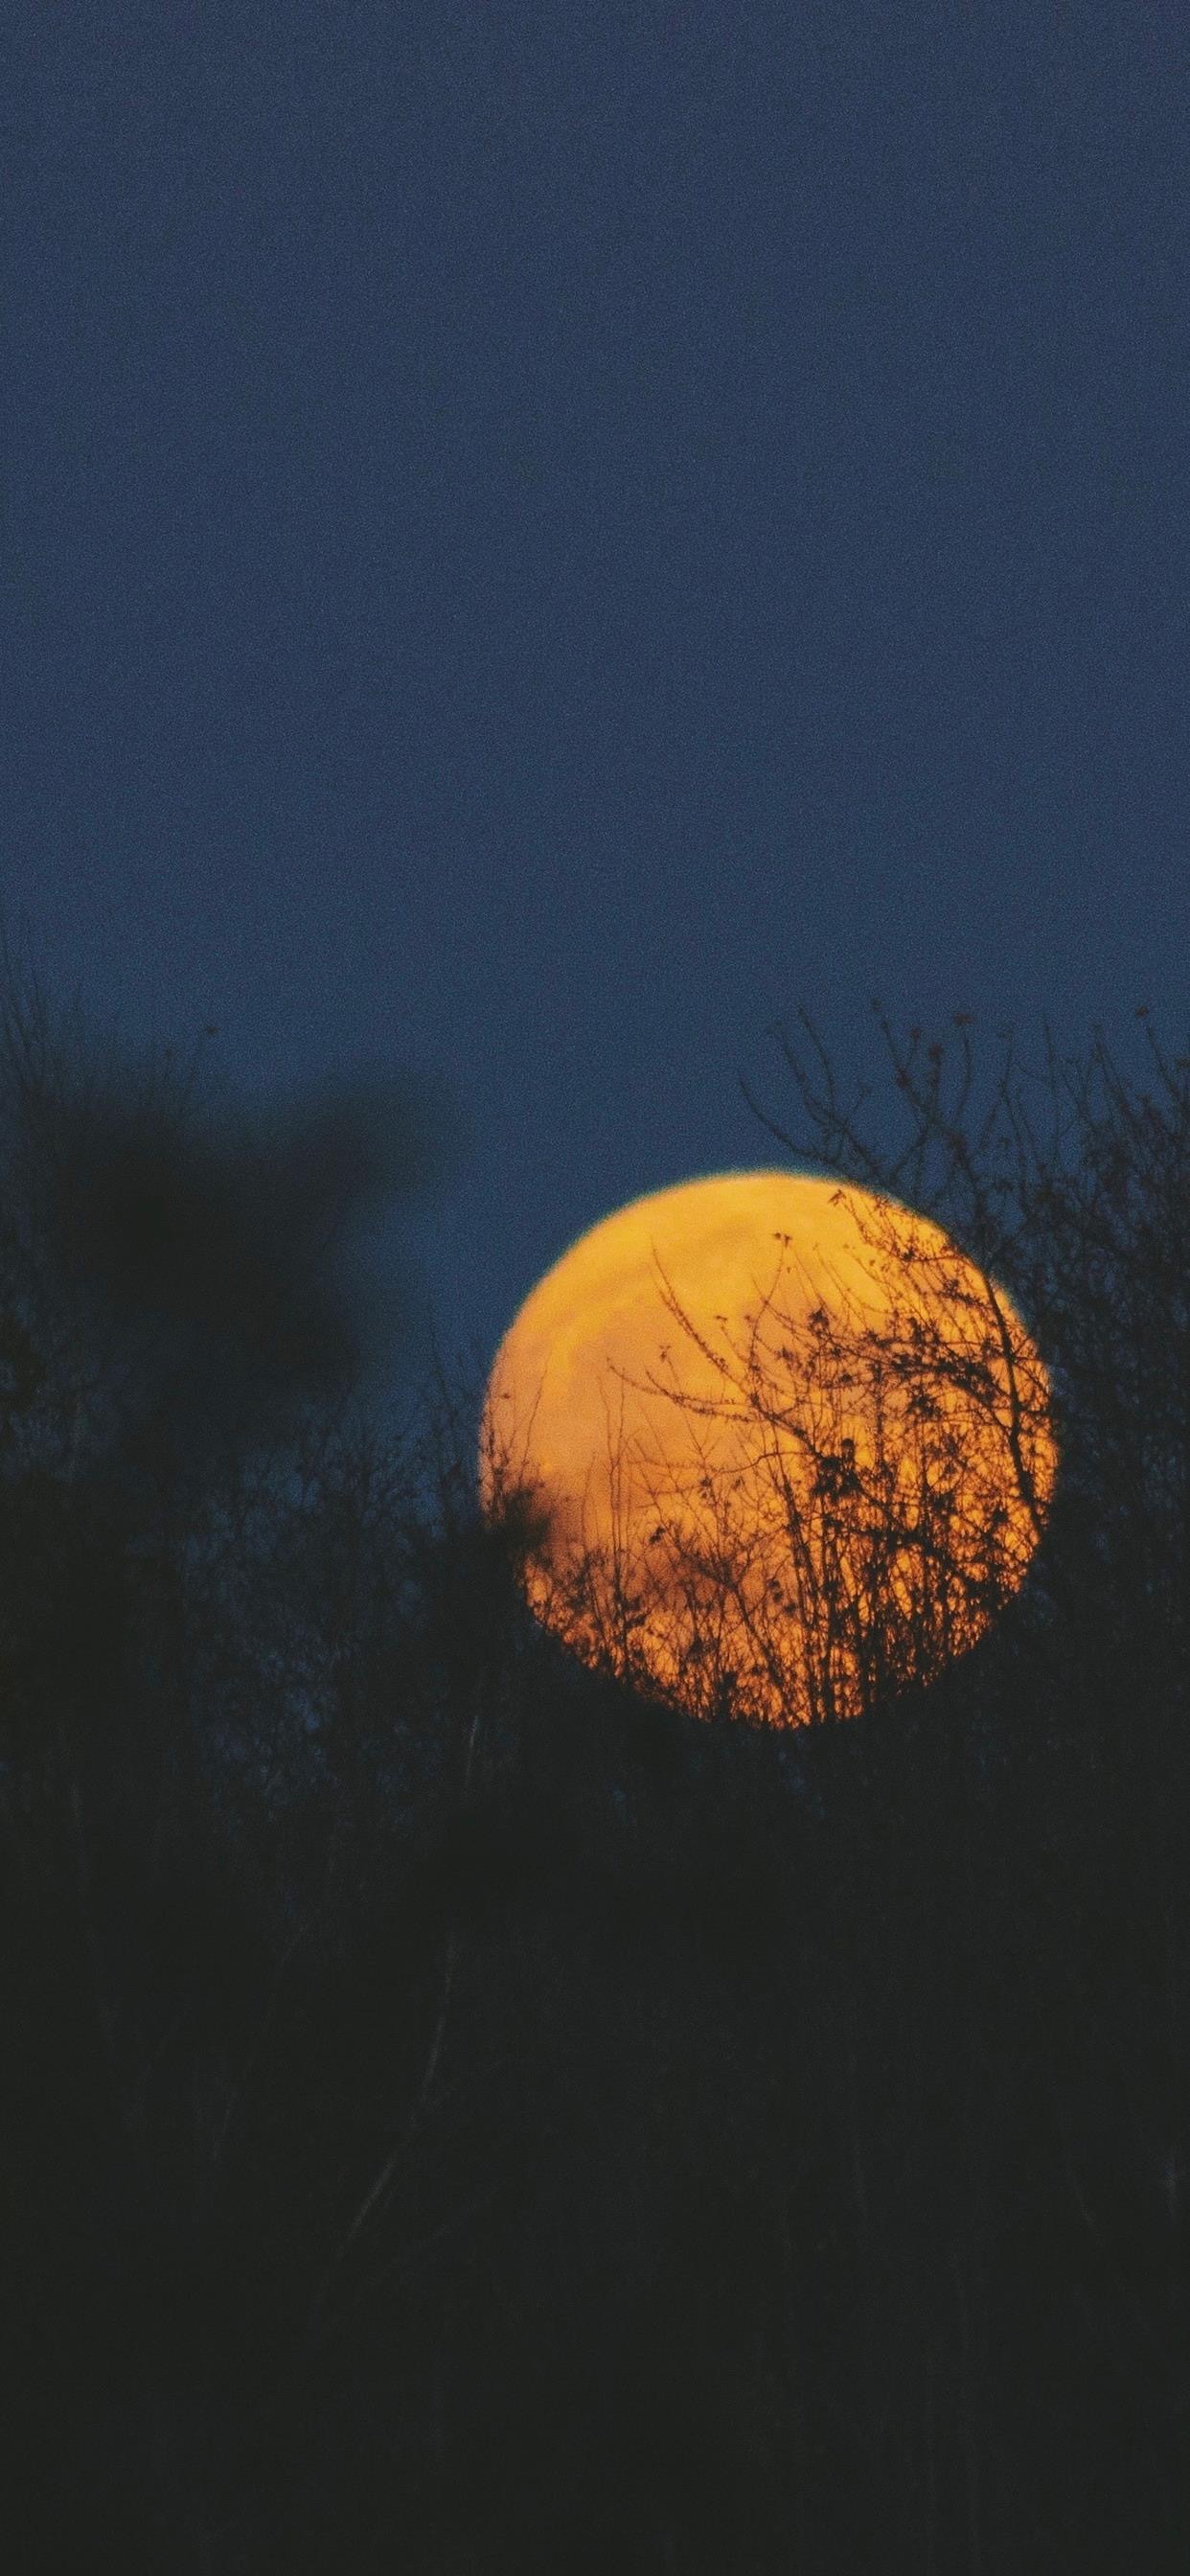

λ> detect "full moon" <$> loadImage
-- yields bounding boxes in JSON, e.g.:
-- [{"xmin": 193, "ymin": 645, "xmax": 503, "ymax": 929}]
[{"xmin": 480, "ymin": 1170, "xmax": 1057, "ymax": 1727}]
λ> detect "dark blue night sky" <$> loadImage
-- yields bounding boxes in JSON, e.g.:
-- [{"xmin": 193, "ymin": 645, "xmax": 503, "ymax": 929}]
[{"xmin": 6, "ymin": 3, "xmax": 1189, "ymax": 1382}]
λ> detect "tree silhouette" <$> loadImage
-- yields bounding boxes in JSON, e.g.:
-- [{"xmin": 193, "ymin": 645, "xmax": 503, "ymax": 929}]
[{"xmin": 0, "ymin": 972, "xmax": 1187, "ymax": 2572}]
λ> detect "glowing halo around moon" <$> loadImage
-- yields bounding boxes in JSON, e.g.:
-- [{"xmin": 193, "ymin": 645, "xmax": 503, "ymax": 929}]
[{"xmin": 479, "ymin": 1170, "xmax": 1057, "ymax": 1727}]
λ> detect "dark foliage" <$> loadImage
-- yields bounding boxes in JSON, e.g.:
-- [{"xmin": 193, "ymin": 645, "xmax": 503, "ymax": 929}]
[{"xmin": 1, "ymin": 985, "xmax": 1188, "ymax": 2571}]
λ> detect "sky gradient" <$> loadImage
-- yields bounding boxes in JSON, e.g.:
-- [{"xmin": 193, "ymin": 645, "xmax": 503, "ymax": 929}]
[{"xmin": 6, "ymin": 2, "xmax": 1188, "ymax": 1378}]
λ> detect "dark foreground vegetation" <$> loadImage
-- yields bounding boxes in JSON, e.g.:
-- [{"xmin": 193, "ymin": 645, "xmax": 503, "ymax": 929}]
[{"xmin": 1, "ymin": 978, "xmax": 1188, "ymax": 2572}]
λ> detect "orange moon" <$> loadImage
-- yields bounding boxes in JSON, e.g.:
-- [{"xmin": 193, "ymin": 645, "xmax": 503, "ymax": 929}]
[{"xmin": 480, "ymin": 1170, "xmax": 1057, "ymax": 1727}]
